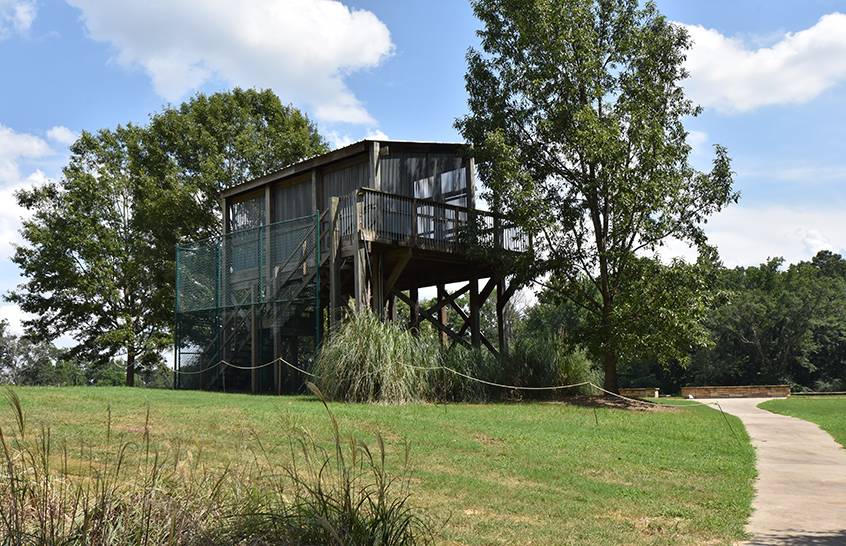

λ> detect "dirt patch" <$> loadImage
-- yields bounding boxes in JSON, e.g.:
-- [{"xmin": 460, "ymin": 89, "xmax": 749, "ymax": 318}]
[{"xmin": 552, "ymin": 395, "xmax": 677, "ymax": 412}]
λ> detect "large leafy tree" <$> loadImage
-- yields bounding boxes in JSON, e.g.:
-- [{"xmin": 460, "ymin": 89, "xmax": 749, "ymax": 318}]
[
  {"xmin": 141, "ymin": 88, "xmax": 330, "ymax": 244},
  {"xmin": 9, "ymin": 126, "xmax": 172, "ymax": 386},
  {"xmin": 456, "ymin": 0, "xmax": 738, "ymax": 392},
  {"xmin": 7, "ymin": 88, "xmax": 329, "ymax": 386},
  {"xmin": 689, "ymin": 253, "xmax": 846, "ymax": 389}
]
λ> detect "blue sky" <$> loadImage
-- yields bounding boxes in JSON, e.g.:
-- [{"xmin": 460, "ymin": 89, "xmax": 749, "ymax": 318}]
[{"xmin": 2, "ymin": 0, "xmax": 846, "ymax": 334}]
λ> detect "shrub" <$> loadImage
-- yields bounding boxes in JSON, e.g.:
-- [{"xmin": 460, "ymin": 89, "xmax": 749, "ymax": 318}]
[
  {"xmin": 314, "ymin": 310, "xmax": 439, "ymax": 403},
  {"xmin": 428, "ymin": 345, "xmax": 499, "ymax": 403}
]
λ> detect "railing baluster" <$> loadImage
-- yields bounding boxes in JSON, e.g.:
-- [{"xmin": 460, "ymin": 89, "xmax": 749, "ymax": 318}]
[{"xmin": 335, "ymin": 187, "xmax": 527, "ymax": 254}]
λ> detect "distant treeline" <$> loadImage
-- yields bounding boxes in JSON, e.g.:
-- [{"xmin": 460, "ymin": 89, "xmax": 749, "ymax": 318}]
[{"xmin": 616, "ymin": 250, "xmax": 846, "ymax": 393}]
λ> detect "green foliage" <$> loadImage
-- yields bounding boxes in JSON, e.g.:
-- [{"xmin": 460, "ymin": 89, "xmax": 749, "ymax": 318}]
[
  {"xmin": 611, "ymin": 250, "xmax": 846, "ymax": 392},
  {"xmin": 432, "ymin": 345, "xmax": 500, "ymax": 402},
  {"xmin": 9, "ymin": 126, "xmax": 170, "ymax": 386},
  {"xmin": 0, "ymin": 320, "xmax": 86, "ymax": 386},
  {"xmin": 456, "ymin": 0, "xmax": 738, "ymax": 392},
  {"xmin": 686, "ymin": 251, "xmax": 846, "ymax": 389},
  {"xmin": 507, "ymin": 303, "xmax": 600, "ymax": 397},
  {"xmin": 6, "ymin": 88, "xmax": 328, "ymax": 386},
  {"xmin": 316, "ymin": 305, "xmax": 600, "ymax": 403},
  {"xmin": 86, "ymin": 359, "xmax": 128, "ymax": 386}
]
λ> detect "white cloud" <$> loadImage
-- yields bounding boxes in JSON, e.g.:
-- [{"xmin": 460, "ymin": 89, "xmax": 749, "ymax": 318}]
[
  {"xmin": 67, "ymin": 0, "xmax": 394, "ymax": 125},
  {"xmin": 46, "ymin": 126, "xmax": 79, "ymax": 146},
  {"xmin": 0, "ymin": 124, "xmax": 53, "ymax": 184},
  {"xmin": 0, "ymin": 170, "xmax": 47, "ymax": 261},
  {"xmin": 0, "ymin": 0, "xmax": 36, "ymax": 38},
  {"xmin": 326, "ymin": 129, "xmax": 389, "ymax": 150},
  {"xmin": 801, "ymin": 228, "xmax": 834, "ymax": 257},
  {"xmin": 0, "ymin": 124, "xmax": 58, "ymax": 263},
  {"xmin": 0, "ymin": 303, "xmax": 30, "ymax": 336},
  {"xmin": 326, "ymin": 131, "xmax": 356, "ymax": 150},
  {"xmin": 703, "ymin": 205, "xmax": 846, "ymax": 268},
  {"xmin": 686, "ymin": 129, "xmax": 709, "ymax": 157},
  {"xmin": 683, "ymin": 13, "xmax": 846, "ymax": 113}
]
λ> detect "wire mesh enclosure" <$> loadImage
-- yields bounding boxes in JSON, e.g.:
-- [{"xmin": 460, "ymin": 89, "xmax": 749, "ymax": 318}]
[{"xmin": 175, "ymin": 213, "xmax": 321, "ymax": 394}]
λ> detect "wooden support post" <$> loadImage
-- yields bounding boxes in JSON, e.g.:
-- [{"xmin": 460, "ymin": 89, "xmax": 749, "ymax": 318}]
[
  {"xmin": 497, "ymin": 279, "xmax": 507, "ymax": 357},
  {"xmin": 329, "ymin": 197, "xmax": 341, "ymax": 328},
  {"xmin": 251, "ymin": 302, "xmax": 259, "ymax": 394},
  {"xmin": 388, "ymin": 294, "xmax": 397, "ymax": 322},
  {"xmin": 353, "ymin": 192, "xmax": 368, "ymax": 313},
  {"xmin": 470, "ymin": 269, "xmax": 480, "ymax": 349},
  {"xmin": 370, "ymin": 141, "xmax": 381, "ymax": 190},
  {"xmin": 409, "ymin": 285, "xmax": 419, "ymax": 333},
  {"xmin": 383, "ymin": 247, "xmax": 411, "ymax": 310},
  {"xmin": 370, "ymin": 251, "xmax": 384, "ymax": 316},
  {"xmin": 437, "ymin": 284, "xmax": 448, "ymax": 349},
  {"xmin": 274, "ymin": 302, "xmax": 281, "ymax": 395},
  {"xmin": 496, "ymin": 277, "xmax": 518, "ymax": 357}
]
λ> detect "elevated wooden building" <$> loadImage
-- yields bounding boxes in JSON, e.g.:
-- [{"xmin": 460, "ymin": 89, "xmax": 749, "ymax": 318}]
[{"xmin": 175, "ymin": 140, "xmax": 526, "ymax": 394}]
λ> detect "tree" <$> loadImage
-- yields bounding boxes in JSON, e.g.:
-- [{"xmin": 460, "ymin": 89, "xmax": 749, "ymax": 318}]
[
  {"xmin": 0, "ymin": 319, "xmax": 82, "ymax": 386},
  {"xmin": 0, "ymin": 319, "xmax": 23, "ymax": 385},
  {"xmin": 140, "ymin": 88, "xmax": 330, "ymax": 245},
  {"xmin": 689, "ymin": 254, "xmax": 846, "ymax": 389},
  {"xmin": 9, "ymin": 125, "xmax": 171, "ymax": 386},
  {"xmin": 7, "ymin": 88, "xmax": 329, "ymax": 386},
  {"xmin": 456, "ymin": 0, "xmax": 737, "ymax": 392}
]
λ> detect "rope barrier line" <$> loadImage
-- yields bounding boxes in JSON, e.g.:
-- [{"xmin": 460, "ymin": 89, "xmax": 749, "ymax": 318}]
[
  {"xmin": 585, "ymin": 383, "xmax": 707, "ymax": 408},
  {"xmin": 173, "ymin": 356, "xmax": 319, "ymax": 378},
  {"xmin": 174, "ymin": 357, "xmax": 607, "ymax": 398},
  {"xmin": 172, "ymin": 356, "xmax": 709, "ymax": 409}
]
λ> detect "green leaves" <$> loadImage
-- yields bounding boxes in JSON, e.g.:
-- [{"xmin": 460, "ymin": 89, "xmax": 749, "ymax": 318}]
[
  {"xmin": 6, "ymin": 88, "xmax": 328, "ymax": 386},
  {"xmin": 695, "ymin": 253, "xmax": 846, "ymax": 387},
  {"xmin": 457, "ymin": 0, "xmax": 738, "ymax": 391}
]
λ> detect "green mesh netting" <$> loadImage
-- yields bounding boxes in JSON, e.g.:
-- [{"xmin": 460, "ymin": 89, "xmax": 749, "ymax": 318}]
[{"xmin": 175, "ymin": 214, "xmax": 320, "ymax": 394}]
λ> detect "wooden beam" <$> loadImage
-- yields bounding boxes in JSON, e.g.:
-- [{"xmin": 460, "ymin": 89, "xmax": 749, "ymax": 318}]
[
  {"xmin": 370, "ymin": 251, "xmax": 384, "ymax": 315},
  {"xmin": 369, "ymin": 141, "xmax": 380, "ymax": 191},
  {"xmin": 409, "ymin": 285, "xmax": 420, "ymax": 332},
  {"xmin": 437, "ymin": 284, "xmax": 447, "ymax": 349},
  {"xmin": 469, "ymin": 269, "xmax": 480, "ymax": 348},
  {"xmin": 383, "ymin": 247, "xmax": 412, "ymax": 301},
  {"xmin": 394, "ymin": 289, "xmax": 472, "ymax": 350},
  {"xmin": 425, "ymin": 283, "xmax": 470, "ymax": 315},
  {"xmin": 251, "ymin": 302, "xmax": 259, "ymax": 394}
]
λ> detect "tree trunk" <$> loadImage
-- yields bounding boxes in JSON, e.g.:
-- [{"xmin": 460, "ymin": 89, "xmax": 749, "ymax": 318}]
[
  {"xmin": 125, "ymin": 346, "xmax": 135, "ymax": 387},
  {"xmin": 603, "ymin": 351, "xmax": 619, "ymax": 394}
]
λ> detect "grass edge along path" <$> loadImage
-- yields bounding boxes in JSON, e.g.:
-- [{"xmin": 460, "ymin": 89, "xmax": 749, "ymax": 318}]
[
  {"xmin": 759, "ymin": 396, "xmax": 846, "ymax": 449},
  {"xmin": 0, "ymin": 387, "xmax": 756, "ymax": 546}
]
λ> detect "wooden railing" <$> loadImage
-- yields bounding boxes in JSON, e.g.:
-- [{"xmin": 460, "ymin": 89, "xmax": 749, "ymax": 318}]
[{"xmin": 338, "ymin": 188, "xmax": 529, "ymax": 254}]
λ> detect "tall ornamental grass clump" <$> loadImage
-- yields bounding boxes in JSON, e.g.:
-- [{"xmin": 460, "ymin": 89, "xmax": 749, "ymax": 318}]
[
  {"xmin": 314, "ymin": 311, "xmax": 440, "ymax": 403},
  {"xmin": 0, "ymin": 386, "xmax": 434, "ymax": 546},
  {"xmin": 496, "ymin": 337, "xmax": 597, "ymax": 399},
  {"xmin": 428, "ymin": 346, "xmax": 500, "ymax": 403}
]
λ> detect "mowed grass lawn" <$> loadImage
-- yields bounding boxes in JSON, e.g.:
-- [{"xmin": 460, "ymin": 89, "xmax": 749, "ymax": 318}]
[
  {"xmin": 760, "ymin": 396, "xmax": 846, "ymax": 449},
  {"xmin": 1, "ymin": 387, "xmax": 756, "ymax": 546}
]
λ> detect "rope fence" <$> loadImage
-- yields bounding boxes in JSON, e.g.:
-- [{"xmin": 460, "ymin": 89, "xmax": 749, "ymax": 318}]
[{"xmin": 172, "ymin": 355, "xmax": 711, "ymax": 409}]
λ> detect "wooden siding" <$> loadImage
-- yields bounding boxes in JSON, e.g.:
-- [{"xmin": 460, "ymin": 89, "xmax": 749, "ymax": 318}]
[
  {"xmin": 322, "ymin": 160, "xmax": 369, "ymax": 204},
  {"xmin": 273, "ymin": 178, "xmax": 313, "ymax": 222}
]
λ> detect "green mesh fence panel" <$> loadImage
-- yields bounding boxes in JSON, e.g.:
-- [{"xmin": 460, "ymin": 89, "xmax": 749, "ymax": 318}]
[{"xmin": 175, "ymin": 214, "xmax": 320, "ymax": 393}]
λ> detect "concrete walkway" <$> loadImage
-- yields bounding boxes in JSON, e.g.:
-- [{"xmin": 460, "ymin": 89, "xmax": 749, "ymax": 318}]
[{"xmin": 698, "ymin": 398, "xmax": 846, "ymax": 545}]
